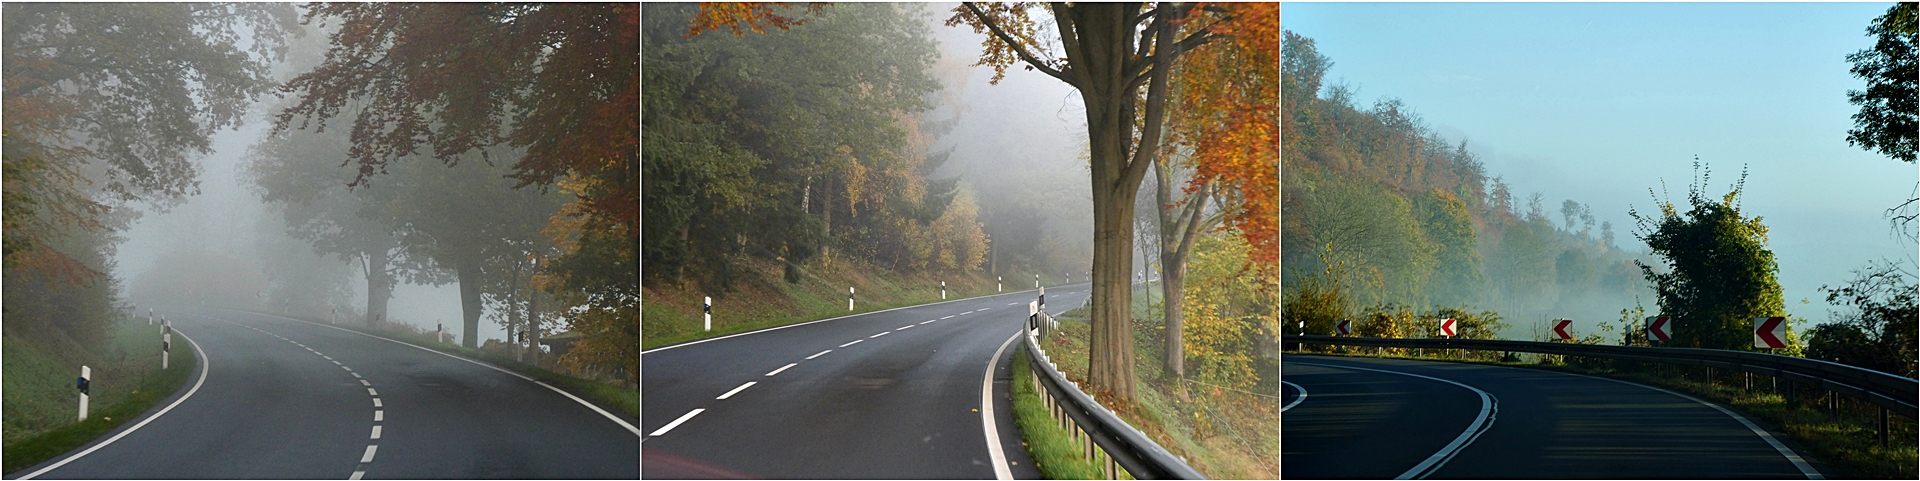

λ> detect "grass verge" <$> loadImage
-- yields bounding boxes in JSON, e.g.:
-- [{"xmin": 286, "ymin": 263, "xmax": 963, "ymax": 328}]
[
  {"xmin": 1034, "ymin": 302, "xmax": 1278, "ymax": 479},
  {"xmin": 1010, "ymin": 347, "xmax": 1106, "ymax": 479},
  {"xmin": 244, "ymin": 309, "xmax": 637, "ymax": 420},
  {"xmin": 1292, "ymin": 347, "xmax": 1918, "ymax": 479},
  {"xmin": 4, "ymin": 315, "xmax": 198, "ymax": 474}
]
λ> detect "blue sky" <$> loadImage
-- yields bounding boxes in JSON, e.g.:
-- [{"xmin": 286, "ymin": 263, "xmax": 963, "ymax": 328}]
[{"xmin": 1283, "ymin": 2, "xmax": 1917, "ymax": 325}]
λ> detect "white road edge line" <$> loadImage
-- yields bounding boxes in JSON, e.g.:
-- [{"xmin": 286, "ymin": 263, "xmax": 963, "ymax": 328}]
[
  {"xmin": 1290, "ymin": 361, "xmax": 1497, "ymax": 480},
  {"xmin": 839, "ymin": 339, "xmax": 864, "ymax": 347},
  {"xmin": 649, "ymin": 408, "xmax": 705, "ymax": 437},
  {"xmin": 806, "ymin": 350, "xmax": 832, "ymax": 360},
  {"xmin": 1553, "ymin": 370, "xmax": 1824, "ymax": 479},
  {"xmin": 17, "ymin": 327, "xmax": 212, "ymax": 480},
  {"xmin": 221, "ymin": 309, "xmax": 644, "ymax": 437},
  {"xmin": 981, "ymin": 330, "xmax": 1020, "ymax": 480},
  {"xmin": 717, "ymin": 381, "xmax": 757, "ymax": 399},
  {"xmin": 1280, "ymin": 380, "xmax": 1308, "ymax": 412},
  {"xmin": 765, "ymin": 363, "xmax": 798, "ymax": 377}
]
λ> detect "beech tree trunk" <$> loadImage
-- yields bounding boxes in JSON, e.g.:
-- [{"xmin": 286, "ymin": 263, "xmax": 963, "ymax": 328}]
[
  {"xmin": 1157, "ymin": 160, "xmax": 1213, "ymax": 380},
  {"xmin": 458, "ymin": 260, "xmax": 483, "ymax": 348},
  {"xmin": 364, "ymin": 249, "xmax": 393, "ymax": 329}
]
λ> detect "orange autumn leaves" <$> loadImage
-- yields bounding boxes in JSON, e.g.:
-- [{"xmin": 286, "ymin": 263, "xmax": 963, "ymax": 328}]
[{"xmin": 1171, "ymin": 2, "xmax": 1278, "ymax": 275}]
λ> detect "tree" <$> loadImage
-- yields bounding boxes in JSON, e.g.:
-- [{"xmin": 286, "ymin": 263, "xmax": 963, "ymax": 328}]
[
  {"xmin": 1152, "ymin": 2, "xmax": 1277, "ymax": 380},
  {"xmin": 274, "ymin": 2, "xmax": 637, "ymax": 353},
  {"xmin": 4, "ymin": 3, "xmax": 295, "ymax": 275},
  {"xmin": 1630, "ymin": 163, "xmax": 1788, "ymax": 351},
  {"xmin": 1805, "ymin": 260, "xmax": 1917, "ymax": 378},
  {"xmin": 948, "ymin": 2, "xmax": 1237, "ymax": 403},
  {"xmin": 1845, "ymin": 2, "xmax": 1917, "ymax": 164}
]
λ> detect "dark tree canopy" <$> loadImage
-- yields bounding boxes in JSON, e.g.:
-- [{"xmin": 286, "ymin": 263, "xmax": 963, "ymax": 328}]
[
  {"xmin": 1805, "ymin": 261, "xmax": 1917, "ymax": 378},
  {"xmin": 1845, "ymin": 2, "xmax": 1917, "ymax": 164}
]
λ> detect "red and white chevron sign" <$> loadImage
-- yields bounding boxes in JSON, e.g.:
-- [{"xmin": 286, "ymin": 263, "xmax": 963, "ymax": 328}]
[
  {"xmin": 1754, "ymin": 316, "xmax": 1788, "ymax": 349},
  {"xmin": 1439, "ymin": 318, "xmax": 1457, "ymax": 337},
  {"xmin": 1552, "ymin": 319, "xmax": 1573, "ymax": 340},
  {"xmin": 1646, "ymin": 316, "xmax": 1671, "ymax": 342},
  {"xmin": 1336, "ymin": 319, "xmax": 1351, "ymax": 336}
]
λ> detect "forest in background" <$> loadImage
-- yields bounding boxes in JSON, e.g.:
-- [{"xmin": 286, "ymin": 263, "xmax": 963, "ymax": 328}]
[{"xmin": 1281, "ymin": 31, "xmax": 1656, "ymax": 341}]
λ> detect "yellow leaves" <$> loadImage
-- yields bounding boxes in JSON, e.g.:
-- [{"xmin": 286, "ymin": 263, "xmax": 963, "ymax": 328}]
[
  {"xmin": 945, "ymin": 2, "xmax": 1057, "ymax": 85},
  {"xmin": 686, "ymin": 2, "xmax": 825, "ymax": 38}
]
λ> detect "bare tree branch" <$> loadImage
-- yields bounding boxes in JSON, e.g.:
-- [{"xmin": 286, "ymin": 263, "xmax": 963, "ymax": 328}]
[{"xmin": 961, "ymin": 2, "xmax": 1074, "ymax": 86}]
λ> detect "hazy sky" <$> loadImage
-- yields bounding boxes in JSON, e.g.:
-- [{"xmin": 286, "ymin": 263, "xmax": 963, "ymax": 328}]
[{"xmin": 1283, "ymin": 2, "xmax": 1918, "ymax": 325}]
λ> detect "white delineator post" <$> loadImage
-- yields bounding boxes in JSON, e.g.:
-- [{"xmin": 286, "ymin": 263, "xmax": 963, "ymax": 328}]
[
  {"xmin": 941, "ymin": 281, "xmax": 946, "ymax": 300},
  {"xmin": 1035, "ymin": 274, "xmax": 1040, "ymax": 289},
  {"xmin": 703, "ymin": 296, "xmax": 712, "ymax": 331},
  {"xmin": 78, "ymin": 366, "xmax": 90, "ymax": 421},
  {"xmin": 848, "ymin": 287, "xmax": 855, "ymax": 311},
  {"xmin": 163, "ymin": 320, "xmax": 172, "ymax": 370},
  {"xmin": 1039, "ymin": 286, "xmax": 1045, "ymax": 311},
  {"xmin": 997, "ymin": 276, "xmax": 1002, "ymax": 292},
  {"xmin": 437, "ymin": 322, "xmax": 445, "ymax": 343},
  {"xmin": 147, "ymin": 308, "xmax": 154, "ymax": 326}
]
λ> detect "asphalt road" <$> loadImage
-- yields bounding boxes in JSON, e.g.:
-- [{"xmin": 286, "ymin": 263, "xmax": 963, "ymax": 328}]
[
  {"xmin": 8, "ymin": 307, "xmax": 639, "ymax": 480},
  {"xmin": 1282, "ymin": 355, "xmax": 1828, "ymax": 479},
  {"xmin": 641, "ymin": 285, "xmax": 1093, "ymax": 479}
]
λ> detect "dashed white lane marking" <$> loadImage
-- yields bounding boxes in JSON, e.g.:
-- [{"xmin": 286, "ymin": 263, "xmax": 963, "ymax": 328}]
[
  {"xmin": 373, "ymin": 398, "xmax": 383, "ymax": 408},
  {"xmin": 765, "ymin": 363, "xmax": 798, "ymax": 377},
  {"xmin": 958, "ymin": 312, "xmax": 971, "ymax": 316},
  {"xmin": 368, "ymin": 388, "xmax": 379, "ymax": 396},
  {"xmin": 940, "ymin": 315, "xmax": 955, "ymax": 319},
  {"xmin": 717, "ymin": 382, "xmax": 757, "ymax": 400},
  {"xmin": 361, "ymin": 380, "xmax": 371, "ymax": 386},
  {"xmin": 649, "ymin": 409, "xmax": 705, "ymax": 436},
  {"xmin": 374, "ymin": 410, "xmax": 384, "ymax": 422},
  {"xmin": 1007, "ymin": 302, "xmax": 1018, "ymax": 306},
  {"xmin": 806, "ymin": 350, "xmax": 832, "ymax": 360},
  {"xmin": 896, "ymin": 325, "xmax": 913, "ymax": 331},
  {"xmin": 323, "ymin": 355, "xmax": 333, "ymax": 360},
  {"xmin": 371, "ymin": 426, "xmax": 382, "ymax": 439},
  {"xmin": 351, "ymin": 372, "xmax": 362, "ymax": 378},
  {"xmin": 360, "ymin": 445, "xmax": 378, "ymax": 463},
  {"xmin": 342, "ymin": 366, "xmax": 352, "ymax": 371},
  {"xmin": 840, "ymin": 339, "xmax": 864, "ymax": 347},
  {"xmin": 869, "ymin": 332, "xmax": 890, "ymax": 339},
  {"xmin": 920, "ymin": 320, "xmax": 936, "ymax": 325},
  {"xmin": 349, "ymin": 471, "xmax": 365, "ymax": 480},
  {"xmin": 333, "ymin": 360, "xmax": 343, "ymax": 365}
]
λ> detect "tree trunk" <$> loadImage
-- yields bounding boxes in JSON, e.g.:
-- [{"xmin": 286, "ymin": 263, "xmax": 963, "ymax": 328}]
[
  {"xmin": 364, "ymin": 249, "xmax": 393, "ymax": 329},
  {"xmin": 458, "ymin": 260, "xmax": 483, "ymax": 348},
  {"xmin": 1158, "ymin": 162, "xmax": 1214, "ymax": 380},
  {"xmin": 1066, "ymin": 3, "xmax": 1168, "ymax": 405},
  {"xmin": 528, "ymin": 286, "xmax": 542, "ymax": 363}
]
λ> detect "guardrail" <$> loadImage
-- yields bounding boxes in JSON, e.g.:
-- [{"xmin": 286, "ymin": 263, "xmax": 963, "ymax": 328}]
[
  {"xmin": 1023, "ymin": 312, "xmax": 1207, "ymax": 479},
  {"xmin": 1284, "ymin": 335, "xmax": 1919, "ymax": 446}
]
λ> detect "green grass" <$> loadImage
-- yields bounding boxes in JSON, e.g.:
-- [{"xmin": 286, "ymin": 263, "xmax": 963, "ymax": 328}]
[
  {"xmin": 1010, "ymin": 347, "xmax": 1108, "ymax": 480},
  {"xmin": 643, "ymin": 255, "xmax": 1042, "ymax": 350},
  {"xmin": 1293, "ymin": 347, "xmax": 1918, "ymax": 479},
  {"xmin": 1036, "ymin": 308, "xmax": 1279, "ymax": 479},
  {"xmin": 4, "ymin": 315, "xmax": 198, "ymax": 474},
  {"xmin": 244, "ymin": 309, "xmax": 638, "ymax": 420}
]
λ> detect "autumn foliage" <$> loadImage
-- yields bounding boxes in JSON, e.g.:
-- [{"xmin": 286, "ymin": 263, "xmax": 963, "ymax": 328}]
[{"xmin": 1170, "ymin": 2, "xmax": 1278, "ymax": 274}]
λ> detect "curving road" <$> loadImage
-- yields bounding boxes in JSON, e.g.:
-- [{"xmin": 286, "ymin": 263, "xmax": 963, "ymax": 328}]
[
  {"xmin": 1282, "ymin": 354, "xmax": 1828, "ymax": 479},
  {"xmin": 7, "ymin": 307, "xmax": 639, "ymax": 480},
  {"xmin": 641, "ymin": 286, "xmax": 1093, "ymax": 479}
]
